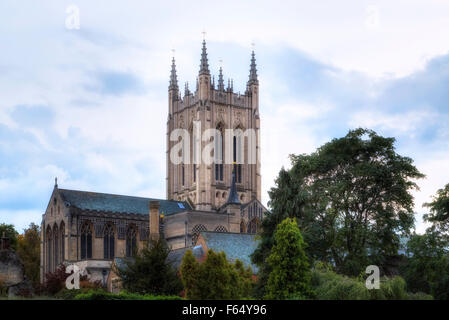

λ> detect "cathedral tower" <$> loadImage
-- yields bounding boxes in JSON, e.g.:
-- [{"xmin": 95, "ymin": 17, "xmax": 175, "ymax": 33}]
[{"xmin": 166, "ymin": 41, "xmax": 261, "ymax": 211}]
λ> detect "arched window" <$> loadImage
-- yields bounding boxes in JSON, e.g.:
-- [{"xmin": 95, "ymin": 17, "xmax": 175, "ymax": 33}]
[
  {"xmin": 191, "ymin": 224, "xmax": 207, "ymax": 245},
  {"xmin": 192, "ymin": 125, "xmax": 199, "ymax": 183},
  {"xmin": 215, "ymin": 126, "xmax": 224, "ymax": 181},
  {"xmin": 80, "ymin": 222, "xmax": 92, "ymax": 260},
  {"xmin": 60, "ymin": 221, "xmax": 65, "ymax": 263},
  {"xmin": 53, "ymin": 224, "xmax": 59, "ymax": 267},
  {"xmin": 103, "ymin": 224, "xmax": 115, "ymax": 260},
  {"xmin": 233, "ymin": 131, "xmax": 243, "ymax": 183},
  {"xmin": 240, "ymin": 220, "xmax": 246, "ymax": 233},
  {"xmin": 46, "ymin": 226, "xmax": 52, "ymax": 272},
  {"xmin": 126, "ymin": 225, "xmax": 137, "ymax": 257},
  {"xmin": 214, "ymin": 225, "xmax": 228, "ymax": 233},
  {"xmin": 248, "ymin": 218, "xmax": 260, "ymax": 234}
]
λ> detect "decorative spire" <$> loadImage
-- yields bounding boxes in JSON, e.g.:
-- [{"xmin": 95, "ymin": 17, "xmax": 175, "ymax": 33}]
[
  {"xmin": 218, "ymin": 67, "xmax": 224, "ymax": 91},
  {"xmin": 184, "ymin": 82, "xmax": 190, "ymax": 96},
  {"xmin": 54, "ymin": 177, "xmax": 58, "ymax": 188},
  {"xmin": 199, "ymin": 40, "xmax": 210, "ymax": 75},
  {"xmin": 248, "ymin": 50, "xmax": 258, "ymax": 85},
  {"xmin": 226, "ymin": 164, "xmax": 241, "ymax": 205},
  {"xmin": 169, "ymin": 57, "xmax": 179, "ymax": 91}
]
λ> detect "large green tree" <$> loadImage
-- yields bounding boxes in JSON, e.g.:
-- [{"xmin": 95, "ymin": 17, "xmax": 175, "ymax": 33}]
[
  {"xmin": 0, "ymin": 223, "xmax": 19, "ymax": 250},
  {"xmin": 265, "ymin": 218, "xmax": 311, "ymax": 299},
  {"xmin": 113, "ymin": 239, "xmax": 183, "ymax": 296},
  {"xmin": 253, "ymin": 128, "xmax": 424, "ymax": 293},
  {"xmin": 16, "ymin": 223, "xmax": 41, "ymax": 284}
]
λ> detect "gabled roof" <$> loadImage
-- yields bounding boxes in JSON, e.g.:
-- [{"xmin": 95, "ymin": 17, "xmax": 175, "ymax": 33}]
[
  {"xmin": 241, "ymin": 198, "xmax": 268, "ymax": 212},
  {"xmin": 58, "ymin": 188, "xmax": 191, "ymax": 216},
  {"xmin": 199, "ymin": 231, "xmax": 259, "ymax": 272}
]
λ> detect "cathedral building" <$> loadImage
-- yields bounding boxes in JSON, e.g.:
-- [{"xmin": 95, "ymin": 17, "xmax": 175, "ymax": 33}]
[{"xmin": 40, "ymin": 40, "xmax": 267, "ymax": 284}]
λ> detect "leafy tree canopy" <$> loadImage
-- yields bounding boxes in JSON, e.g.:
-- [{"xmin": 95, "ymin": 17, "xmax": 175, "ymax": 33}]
[
  {"xmin": 424, "ymin": 183, "xmax": 449, "ymax": 237},
  {"xmin": 17, "ymin": 223, "xmax": 41, "ymax": 284},
  {"xmin": 253, "ymin": 128, "xmax": 424, "ymax": 288},
  {"xmin": 0, "ymin": 223, "xmax": 19, "ymax": 250}
]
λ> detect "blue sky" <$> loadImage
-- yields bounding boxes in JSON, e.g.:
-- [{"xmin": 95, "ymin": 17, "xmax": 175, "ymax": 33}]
[{"xmin": 1, "ymin": 1, "xmax": 449, "ymax": 233}]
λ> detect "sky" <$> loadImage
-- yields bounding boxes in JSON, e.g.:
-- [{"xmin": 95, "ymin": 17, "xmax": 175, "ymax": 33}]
[{"xmin": 1, "ymin": 0, "xmax": 449, "ymax": 233}]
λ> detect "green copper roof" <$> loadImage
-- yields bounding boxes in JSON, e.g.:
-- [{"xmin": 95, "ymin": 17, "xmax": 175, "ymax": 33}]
[
  {"xmin": 58, "ymin": 188, "xmax": 190, "ymax": 216},
  {"xmin": 200, "ymin": 231, "xmax": 259, "ymax": 272}
]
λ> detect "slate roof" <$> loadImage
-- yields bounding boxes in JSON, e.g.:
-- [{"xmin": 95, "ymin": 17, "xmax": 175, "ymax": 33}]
[
  {"xmin": 200, "ymin": 231, "xmax": 259, "ymax": 272},
  {"xmin": 58, "ymin": 188, "xmax": 191, "ymax": 216},
  {"xmin": 168, "ymin": 246, "xmax": 205, "ymax": 269}
]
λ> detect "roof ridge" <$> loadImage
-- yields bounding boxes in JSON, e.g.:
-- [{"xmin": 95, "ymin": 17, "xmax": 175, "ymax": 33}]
[{"xmin": 58, "ymin": 188, "xmax": 183, "ymax": 203}]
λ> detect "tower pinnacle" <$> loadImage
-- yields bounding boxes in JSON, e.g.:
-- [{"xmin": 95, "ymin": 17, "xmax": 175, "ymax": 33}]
[
  {"xmin": 199, "ymin": 40, "xmax": 210, "ymax": 75},
  {"xmin": 248, "ymin": 50, "xmax": 258, "ymax": 85},
  {"xmin": 169, "ymin": 57, "xmax": 178, "ymax": 91},
  {"xmin": 218, "ymin": 67, "xmax": 224, "ymax": 91}
]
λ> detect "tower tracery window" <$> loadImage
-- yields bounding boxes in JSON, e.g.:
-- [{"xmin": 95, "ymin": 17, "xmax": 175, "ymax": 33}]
[
  {"xmin": 233, "ymin": 134, "xmax": 242, "ymax": 183},
  {"xmin": 215, "ymin": 126, "xmax": 224, "ymax": 181}
]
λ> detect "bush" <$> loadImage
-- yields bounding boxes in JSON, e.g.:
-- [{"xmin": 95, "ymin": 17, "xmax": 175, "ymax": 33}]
[
  {"xmin": 41, "ymin": 264, "xmax": 69, "ymax": 295},
  {"xmin": 311, "ymin": 262, "xmax": 432, "ymax": 300},
  {"xmin": 73, "ymin": 289, "xmax": 182, "ymax": 300},
  {"xmin": 180, "ymin": 249, "xmax": 255, "ymax": 300}
]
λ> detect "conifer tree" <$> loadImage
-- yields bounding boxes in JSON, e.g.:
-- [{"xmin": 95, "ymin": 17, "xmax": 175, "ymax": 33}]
[{"xmin": 265, "ymin": 217, "xmax": 311, "ymax": 299}]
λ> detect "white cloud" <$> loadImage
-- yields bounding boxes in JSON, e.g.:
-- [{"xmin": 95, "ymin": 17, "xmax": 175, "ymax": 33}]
[{"xmin": 349, "ymin": 109, "xmax": 439, "ymax": 136}]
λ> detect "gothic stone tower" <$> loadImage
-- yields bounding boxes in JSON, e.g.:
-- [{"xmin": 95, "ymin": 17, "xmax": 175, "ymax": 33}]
[{"xmin": 166, "ymin": 40, "xmax": 261, "ymax": 211}]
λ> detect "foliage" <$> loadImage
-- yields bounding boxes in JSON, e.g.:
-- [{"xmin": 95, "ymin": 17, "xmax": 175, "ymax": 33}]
[
  {"xmin": 180, "ymin": 249, "xmax": 254, "ymax": 299},
  {"xmin": 113, "ymin": 238, "xmax": 183, "ymax": 296},
  {"xmin": 16, "ymin": 223, "xmax": 41, "ymax": 285},
  {"xmin": 0, "ymin": 223, "xmax": 19, "ymax": 250},
  {"xmin": 252, "ymin": 128, "xmax": 424, "ymax": 296},
  {"xmin": 423, "ymin": 183, "xmax": 449, "ymax": 238},
  {"xmin": 399, "ymin": 184, "xmax": 449, "ymax": 300},
  {"xmin": 73, "ymin": 289, "xmax": 182, "ymax": 300},
  {"xmin": 40, "ymin": 264, "xmax": 69, "ymax": 295},
  {"xmin": 401, "ymin": 231, "xmax": 449, "ymax": 300},
  {"xmin": 311, "ymin": 262, "xmax": 432, "ymax": 300},
  {"xmin": 264, "ymin": 218, "xmax": 312, "ymax": 299}
]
